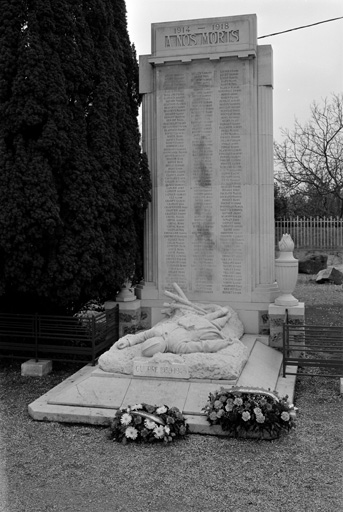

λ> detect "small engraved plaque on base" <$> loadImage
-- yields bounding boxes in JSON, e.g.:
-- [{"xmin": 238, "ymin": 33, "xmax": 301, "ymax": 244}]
[{"xmin": 133, "ymin": 359, "xmax": 190, "ymax": 379}]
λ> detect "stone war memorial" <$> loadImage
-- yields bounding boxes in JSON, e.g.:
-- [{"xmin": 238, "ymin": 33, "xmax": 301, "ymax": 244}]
[
  {"xmin": 137, "ymin": 14, "xmax": 278, "ymax": 333},
  {"xmin": 29, "ymin": 15, "xmax": 299, "ymax": 435}
]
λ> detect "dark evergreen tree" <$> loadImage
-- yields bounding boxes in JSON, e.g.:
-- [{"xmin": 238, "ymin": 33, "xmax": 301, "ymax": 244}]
[
  {"xmin": 0, "ymin": 0, "xmax": 150, "ymax": 313},
  {"xmin": 274, "ymin": 183, "xmax": 289, "ymax": 219}
]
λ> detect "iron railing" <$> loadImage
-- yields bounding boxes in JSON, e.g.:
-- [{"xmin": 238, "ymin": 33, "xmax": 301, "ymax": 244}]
[
  {"xmin": 0, "ymin": 306, "xmax": 119, "ymax": 366},
  {"xmin": 275, "ymin": 216, "xmax": 343, "ymax": 249},
  {"xmin": 283, "ymin": 323, "xmax": 343, "ymax": 378}
]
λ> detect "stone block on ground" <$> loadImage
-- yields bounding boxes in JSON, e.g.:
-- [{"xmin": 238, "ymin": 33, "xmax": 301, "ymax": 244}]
[
  {"xmin": 299, "ymin": 254, "xmax": 327, "ymax": 274},
  {"xmin": 315, "ymin": 266, "xmax": 343, "ymax": 285},
  {"xmin": 21, "ymin": 359, "xmax": 52, "ymax": 377}
]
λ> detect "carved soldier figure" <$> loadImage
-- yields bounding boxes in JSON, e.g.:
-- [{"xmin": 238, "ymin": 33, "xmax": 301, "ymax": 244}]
[{"xmin": 114, "ymin": 284, "xmax": 234, "ymax": 357}]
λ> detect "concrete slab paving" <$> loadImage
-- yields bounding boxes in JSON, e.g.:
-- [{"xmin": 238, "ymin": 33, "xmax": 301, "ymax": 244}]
[
  {"xmin": 48, "ymin": 375, "xmax": 131, "ymax": 409},
  {"xmin": 121, "ymin": 379, "xmax": 190, "ymax": 411},
  {"xmin": 241, "ymin": 334, "xmax": 258, "ymax": 355},
  {"xmin": 237, "ymin": 340, "xmax": 283, "ymax": 389},
  {"xmin": 183, "ymin": 382, "xmax": 228, "ymax": 416}
]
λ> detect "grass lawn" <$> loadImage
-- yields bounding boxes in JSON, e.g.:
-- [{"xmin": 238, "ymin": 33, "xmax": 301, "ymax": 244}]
[
  {"xmin": 0, "ymin": 277, "xmax": 342, "ymax": 512},
  {"xmin": 295, "ymin": 274, "xmax": 343, "ymax": 326}
]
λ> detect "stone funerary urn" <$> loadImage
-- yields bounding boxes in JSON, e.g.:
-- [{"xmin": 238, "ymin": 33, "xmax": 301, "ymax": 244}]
[{"xmin": 136, "ymin": 14, "xmax": 278, "ymax": 333}]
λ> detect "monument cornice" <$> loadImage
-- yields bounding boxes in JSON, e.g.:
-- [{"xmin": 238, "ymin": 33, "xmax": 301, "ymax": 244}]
[
  {"xmin": 148, "ymin": 50, "xmax": 256, "ymax": 66},
  {"xmin": 151, "ymin": 14, "xmax": 257, "ymax": 61}
]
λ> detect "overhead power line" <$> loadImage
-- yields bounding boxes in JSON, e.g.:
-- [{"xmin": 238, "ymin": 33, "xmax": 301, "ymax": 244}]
[{"xmin": 258, "ymin": 16, "xmax": 343, "ymax": 39}]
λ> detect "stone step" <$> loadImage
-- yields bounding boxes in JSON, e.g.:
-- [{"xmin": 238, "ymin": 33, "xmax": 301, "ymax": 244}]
[
  {"xmin": 275, "ymin": 365, "xmax": 297, "ymax": 404},
  {"xmin": 236, "ymin": 340, "xmax": 283, "ymax": 391}
]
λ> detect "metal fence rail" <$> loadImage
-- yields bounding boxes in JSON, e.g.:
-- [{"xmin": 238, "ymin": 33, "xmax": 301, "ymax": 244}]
[
  {"xmin": 275, "ymin": 216, "xmax": 343, "ymax": 249},
  {"xmin": 283, "ymin": 323, "xmax": 343, "ymax": 377},
  {"xmin": 0, "ymin": 307, "xmax": 119, "ymax": 365}
]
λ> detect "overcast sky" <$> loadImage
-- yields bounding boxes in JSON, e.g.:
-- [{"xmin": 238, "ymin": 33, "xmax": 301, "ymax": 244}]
[{"xmin": 125, "ymin": 0, "xmax": 343, "ymax": 142}]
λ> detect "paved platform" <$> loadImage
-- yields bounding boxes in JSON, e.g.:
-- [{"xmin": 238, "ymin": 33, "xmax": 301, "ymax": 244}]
[{"xmin": 28, "ymin": 335, "xmax": 297, "ymax": 435}]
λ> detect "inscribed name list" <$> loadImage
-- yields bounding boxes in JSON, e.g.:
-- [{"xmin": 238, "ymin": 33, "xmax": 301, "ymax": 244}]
[{"xmin": 158, "ymin": 59, "xmax": 247, "ymax": 298}]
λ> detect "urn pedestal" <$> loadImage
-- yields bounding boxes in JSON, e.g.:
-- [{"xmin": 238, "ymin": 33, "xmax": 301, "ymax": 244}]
[
  {"xmin": 269, "ymin": 235, "xmax": 304, "ymax": 350},
  {"xmin": 275, "ymin": 235, "xmax": 299, "ymax": 307}
]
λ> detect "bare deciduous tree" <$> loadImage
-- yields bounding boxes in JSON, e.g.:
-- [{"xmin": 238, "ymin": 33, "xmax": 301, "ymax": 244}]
[{"xmin": 274, "ymin": 94, "xmax": 343, "ymax": 217}]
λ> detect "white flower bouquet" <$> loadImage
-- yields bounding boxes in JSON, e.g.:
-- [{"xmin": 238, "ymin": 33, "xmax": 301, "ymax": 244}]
[
  {"xmin": 203, "ymin": 387, "xmax": 297, "ymax": 440},
  {"xmin": 109, "ymin": 403, "xmax": 189, "ymax": 444}
]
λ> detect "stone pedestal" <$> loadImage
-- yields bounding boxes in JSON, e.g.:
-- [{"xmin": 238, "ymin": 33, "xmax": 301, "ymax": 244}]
[
  {"xmin": 138, "ymin": 15, "xmax": 277, "ymax": 333},
  {"xmin": 275, "ymin": 234, "xmax": 299, "ymax": 307},
  {"xmin": 21, "ymin": 359, "xmax": 52, "ymax": 377},
  {"xmin": 268, "ymin": 303, "xmax": 305, "ymax": 350},
  {"xmin": 105, "ymin": 299, "xmax": 144, "ymax": 338}
]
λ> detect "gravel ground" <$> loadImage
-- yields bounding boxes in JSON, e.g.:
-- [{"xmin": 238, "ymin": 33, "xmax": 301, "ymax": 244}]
[{"xmin": 0, "ymin": 278, "xmax": 342, "ymax": 512}]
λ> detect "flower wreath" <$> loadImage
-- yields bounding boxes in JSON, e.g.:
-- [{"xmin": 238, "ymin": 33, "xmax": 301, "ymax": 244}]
[
  {"xmin": 203, "ymin": 387, "xmax": 297, "ymax": 439},
  {"xmin": 109, "ymin": 403, "xmax": 189, "ymax": 444}
]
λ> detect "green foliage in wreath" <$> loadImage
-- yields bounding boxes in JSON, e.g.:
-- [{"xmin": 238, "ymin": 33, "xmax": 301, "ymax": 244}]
[
  {"xmin": 109, "ymin": 403, "xmax": 189, "ymax": 445},
  {"xmin": 203, "ymin": 387, "xmax": 297, "ymax": 439}
]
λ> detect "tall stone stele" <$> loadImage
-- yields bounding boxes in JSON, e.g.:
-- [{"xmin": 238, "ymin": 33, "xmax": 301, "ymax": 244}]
[{"xmin": 137, "ymin": 14, "xmax": 278, "ymax": 333}]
